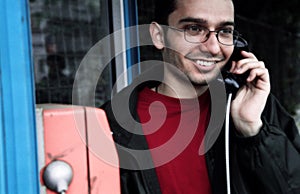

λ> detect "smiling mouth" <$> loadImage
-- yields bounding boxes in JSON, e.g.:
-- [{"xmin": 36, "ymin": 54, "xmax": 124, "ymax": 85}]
[
  {"xmin": 185, "ymin": 55, "xmax": 225, "ymax": 68},
  {"xmin": 195, "ymin": 60, "xmax": 217, "ymax": 67},
  {"xmin": 187, "ymin": 58, "xmax": 220, "ymax": 67}
]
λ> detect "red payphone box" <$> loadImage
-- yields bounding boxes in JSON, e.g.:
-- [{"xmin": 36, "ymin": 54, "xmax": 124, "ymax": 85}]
[{"xmin": 36, "ymin": 105, "xmax": 120, "ymax": 194}]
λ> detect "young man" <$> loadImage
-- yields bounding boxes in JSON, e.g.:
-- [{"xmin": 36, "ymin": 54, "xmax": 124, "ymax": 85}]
[{"xmin": 102, "ymin": 0, "xmax": 300, "ymax": 193}]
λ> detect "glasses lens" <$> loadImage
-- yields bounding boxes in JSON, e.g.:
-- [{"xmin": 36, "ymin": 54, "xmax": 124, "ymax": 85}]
[
  {"xmin": 218, "ymin": 30, "xmax": 239, "ymax": 45},
  {"xmin": 184, "ymin": 26, "xmax": 208, "ymax": 43},
  {"xmin": 183, "ymin": 27, "xmax": 240, "ymax": 45}
]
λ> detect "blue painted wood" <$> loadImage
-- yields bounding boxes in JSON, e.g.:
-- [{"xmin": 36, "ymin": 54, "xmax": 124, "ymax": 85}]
[{"xmin": 0, "ymin": 0, "xmax": 39, "ymax": 193}]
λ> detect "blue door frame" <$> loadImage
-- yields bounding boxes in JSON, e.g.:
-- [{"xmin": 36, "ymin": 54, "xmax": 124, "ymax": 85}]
[
  {"xmin": 0, "ymin": 0, "xmax": 39, "ymax": 193},
  {"xmin": 123, "ymin": 0, "xmax": 141, "ymax": 83}
]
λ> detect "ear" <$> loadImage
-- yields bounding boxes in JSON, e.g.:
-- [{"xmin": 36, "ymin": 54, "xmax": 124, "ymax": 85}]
[{"xmin": 149, "ymin": 22, "xmax": 165, "ymax": 50}]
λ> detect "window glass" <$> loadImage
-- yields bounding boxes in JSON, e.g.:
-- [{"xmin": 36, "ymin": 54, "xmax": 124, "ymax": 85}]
[{"xmin": 30, "ymin": 0, "xmax": 112, "ymax": 106}]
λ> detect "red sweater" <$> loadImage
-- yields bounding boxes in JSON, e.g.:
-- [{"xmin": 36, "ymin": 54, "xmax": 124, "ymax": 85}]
[{"xmin": 137, "ymin": 87, "xmax": 212, "ymax": 194}]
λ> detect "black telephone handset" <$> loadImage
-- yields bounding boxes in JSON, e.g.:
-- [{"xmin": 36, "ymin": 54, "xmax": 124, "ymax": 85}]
[{"xmin": 222, "ymin": 36, "xmax": 249, "ymax": 95}]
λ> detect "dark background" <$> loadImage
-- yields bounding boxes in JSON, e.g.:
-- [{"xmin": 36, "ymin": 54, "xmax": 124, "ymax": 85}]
[{"xmin": 234, "ymin": 0, "xmax": 300, "ymax": 114}]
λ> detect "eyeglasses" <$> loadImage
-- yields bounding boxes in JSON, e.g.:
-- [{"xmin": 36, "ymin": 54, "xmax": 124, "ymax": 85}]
[{"xmin": 166, "ymin": 25, "xmax": 241, "ymax": 46}]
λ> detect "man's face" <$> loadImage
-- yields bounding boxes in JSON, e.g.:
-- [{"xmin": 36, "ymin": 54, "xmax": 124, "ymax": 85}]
[{"xmin": 162, "ymin": 0, "xmax": 235, "ymax": 85}]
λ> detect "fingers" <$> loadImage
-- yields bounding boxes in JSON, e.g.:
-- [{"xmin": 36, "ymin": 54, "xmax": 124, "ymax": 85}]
[
  {"xmin": 247, "ymin": 67, "xmax": 269, "ymax": 82},
  {"xmin": 230, "ymin": 51, "xmax": 266, "ymax": 74},
  {"xmin": 232, "ymin": 61, "xmax": 265, "ymax": 74},
  {"xmin": 230, "ymin": 51, "xmax": 270, "ymax": 91}
]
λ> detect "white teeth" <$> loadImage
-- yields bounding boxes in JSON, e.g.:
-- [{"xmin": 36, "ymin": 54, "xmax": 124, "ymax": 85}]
[{"xmin": 196, "ymin": 60, "xmax": 215, "ymax": 67}]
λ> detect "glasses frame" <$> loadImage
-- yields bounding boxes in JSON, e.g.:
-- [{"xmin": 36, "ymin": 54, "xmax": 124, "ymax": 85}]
[{"xmin": 165, "ymin": 25, "xmax": 241, "ymax": 46}]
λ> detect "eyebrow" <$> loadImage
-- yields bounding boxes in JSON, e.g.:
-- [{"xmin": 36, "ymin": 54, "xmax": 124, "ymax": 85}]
[{"xmin": 178, "ymin": 17, "xmax": 235, "ymax": 27}]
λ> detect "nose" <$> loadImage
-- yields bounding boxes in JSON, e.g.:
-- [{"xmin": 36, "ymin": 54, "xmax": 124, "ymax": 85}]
[{"xmin": 202, "ymin": 32, "xmax": 221, "ymax": 55}]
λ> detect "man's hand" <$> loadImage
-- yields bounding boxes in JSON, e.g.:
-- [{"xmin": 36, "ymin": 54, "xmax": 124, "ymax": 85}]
[{"xmin": 230, "ymin": 51, "xmax": 271, "ymax": 137}]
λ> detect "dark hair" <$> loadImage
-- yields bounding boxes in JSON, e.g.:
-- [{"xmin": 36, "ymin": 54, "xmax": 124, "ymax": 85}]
[
  {"xmin": 153, "ymin": 0, "xmax": 235, "ymax": 25},
  {"xmin": 154, "ymin": 0, "xmax": 178, "ymax": 25}
]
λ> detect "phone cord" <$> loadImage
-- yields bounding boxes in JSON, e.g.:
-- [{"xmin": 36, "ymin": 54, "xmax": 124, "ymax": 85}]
[{"xmin": 225, "ymin": 93, "xmax": 233, "ymax": 194}]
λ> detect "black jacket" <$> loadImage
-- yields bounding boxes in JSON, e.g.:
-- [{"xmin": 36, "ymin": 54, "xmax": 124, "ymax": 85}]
[{"xmin": 101, "ymin": 68, "xmax": 300, "ymax": 194}]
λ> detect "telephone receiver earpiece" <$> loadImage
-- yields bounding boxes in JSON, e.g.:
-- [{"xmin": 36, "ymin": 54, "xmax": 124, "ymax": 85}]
[{"xmin": 222, "ymin": 36, "xmax": 249, "ymax": 95}]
